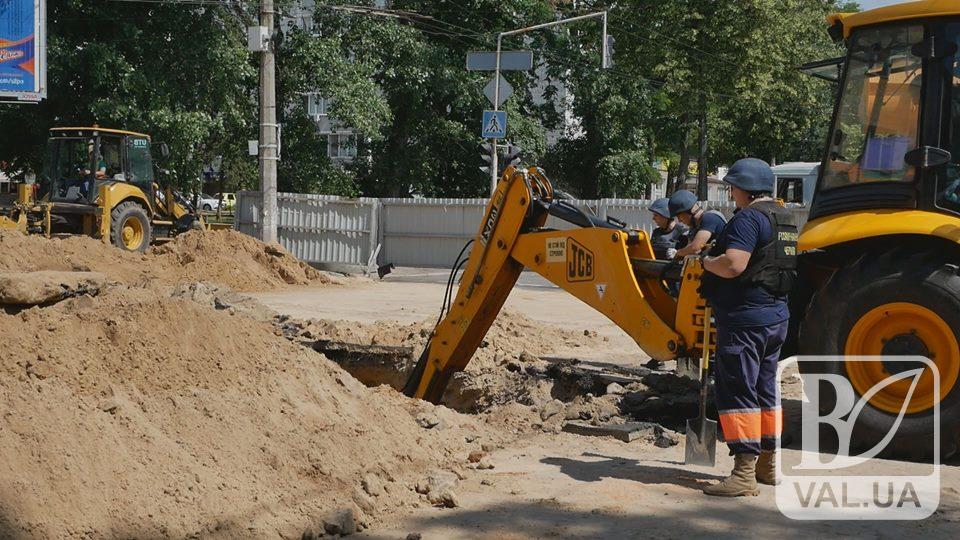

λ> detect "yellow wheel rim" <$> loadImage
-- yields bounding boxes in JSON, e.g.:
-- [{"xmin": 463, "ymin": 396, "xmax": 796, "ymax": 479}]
[
  {"xmin": 845, "ymin": 302, "xmax": 959, "ymax": 415},
  {"xmin": 121, "ymin": 216, "xmax": 145, "ymax": 250}
]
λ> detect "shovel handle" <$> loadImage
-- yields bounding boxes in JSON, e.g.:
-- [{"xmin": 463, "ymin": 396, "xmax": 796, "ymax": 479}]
[
  {"xmin": 701, "ymin": 305, "xmax": 712, "ymax": 371},
  {"xmin": 698, "ymin": 305, "xmax": 712, "ymax": 422}
]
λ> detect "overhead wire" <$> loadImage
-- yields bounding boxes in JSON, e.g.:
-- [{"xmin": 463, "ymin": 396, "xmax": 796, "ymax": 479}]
[{"xmin": 90, "ymin": 0, "xmax": 744, "ymax": 101}]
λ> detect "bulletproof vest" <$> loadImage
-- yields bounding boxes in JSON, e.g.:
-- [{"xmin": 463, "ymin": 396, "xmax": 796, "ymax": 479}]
[
  {"xmin": 702, "ymin": 201, "xmax": 798, "ymax": 297},
  {"xmin": 650, "ymin": 223, "xmax": 688, "ymax": 260}
]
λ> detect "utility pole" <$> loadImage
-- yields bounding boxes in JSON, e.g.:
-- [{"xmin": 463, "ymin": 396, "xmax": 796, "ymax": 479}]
[{"xmin": 259, "ymin": 0, "xmax": 279, "ymax": 244}]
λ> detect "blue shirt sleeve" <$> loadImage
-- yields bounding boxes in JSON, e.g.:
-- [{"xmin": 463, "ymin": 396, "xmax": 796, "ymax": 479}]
[
  {"xmin": 725, "ymin": 210, "xmax": 766, "ymax": 253},
  {"xmin": 698, "ymin": 212, "xmax": 726, "ymax": 236}
]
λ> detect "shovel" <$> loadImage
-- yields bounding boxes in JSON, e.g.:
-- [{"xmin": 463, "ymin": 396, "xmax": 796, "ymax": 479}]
[{"xmin": 685, "ymin": 305, "xmax": 717, "ymax": 467}]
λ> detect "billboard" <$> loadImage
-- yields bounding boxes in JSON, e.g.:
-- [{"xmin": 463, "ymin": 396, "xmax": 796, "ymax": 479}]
[{"xmin": 0, "ymin": 0, "xmax": 45, "ymax": 102}]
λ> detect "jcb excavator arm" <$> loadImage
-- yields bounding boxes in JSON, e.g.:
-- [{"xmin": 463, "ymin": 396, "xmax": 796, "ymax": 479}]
[{"xmin": 403, "ymin": 167, "xmax": 712, "ymax": 403}]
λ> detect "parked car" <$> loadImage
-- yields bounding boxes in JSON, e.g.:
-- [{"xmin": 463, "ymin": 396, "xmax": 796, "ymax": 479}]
[
  {"xmin": 196, "ymin": 194, "xmax": 220, "ymax": 211},
  {"xmin": 214, "ymin": 192, "xmax": 236, "ymax": 211}
]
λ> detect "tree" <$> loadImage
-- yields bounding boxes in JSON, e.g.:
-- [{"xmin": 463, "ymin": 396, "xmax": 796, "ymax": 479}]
[
  {"xmin": 0, "ymin": 1, "xmax": 259, "ymax": 194},
  {"xmin": 0, "ymin": 0, "xmax": 849, "ymax": 201},
  {"xmin": 307, "ymin": 0, "xmax": 560, "ymax": 197}
]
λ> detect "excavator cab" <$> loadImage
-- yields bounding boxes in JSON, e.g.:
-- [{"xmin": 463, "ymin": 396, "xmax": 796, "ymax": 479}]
[
  {"xmin": 42, "ymin": 129, "xmax": 155, "ymax": 206},
  {"xmin": 813, "ymin": 11, "xmax": 959, "ymax": 218}
]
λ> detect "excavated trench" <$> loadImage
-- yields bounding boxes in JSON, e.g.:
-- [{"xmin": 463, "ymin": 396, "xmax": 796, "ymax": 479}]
[{"xmin": 309, "ymin": 338, "xmax": 706, "ymax": 432}]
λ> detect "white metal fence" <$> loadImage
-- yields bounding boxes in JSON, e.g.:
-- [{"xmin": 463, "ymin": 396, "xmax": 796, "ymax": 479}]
[
  {"xmin": 236, "ymin": 191, "xmax": 810, "ymax": 270},
  {"xmin": 236, "ymin": 191, "xmax": 378, "ymax": 272}
]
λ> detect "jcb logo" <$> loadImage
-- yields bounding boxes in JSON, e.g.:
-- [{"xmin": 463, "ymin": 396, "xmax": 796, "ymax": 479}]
[{"xmin": 567, "ymin": 239, "xmax": 594, "ymax": 282}]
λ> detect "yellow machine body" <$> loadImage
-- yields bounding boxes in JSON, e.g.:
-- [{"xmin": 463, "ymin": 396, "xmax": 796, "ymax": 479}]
[
  {"xmin": 799, "ymin": 210, "xmax": 960, "ymax": 251},
  {"xmin": 405, "ymin": 167, "xmax": 714, "ymax": 403},
  {"xmin": 0, "ymin": 126, "xmax": 207, "ymax": 250}
]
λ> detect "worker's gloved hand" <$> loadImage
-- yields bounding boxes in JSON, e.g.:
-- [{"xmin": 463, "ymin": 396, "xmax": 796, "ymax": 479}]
[{"xmin": 666, "ymin": 248, "xmax": 677, "ymax": 260}]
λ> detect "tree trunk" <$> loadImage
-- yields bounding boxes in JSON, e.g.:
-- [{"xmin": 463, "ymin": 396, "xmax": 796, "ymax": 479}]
[
  {"xmin": 665, "ymin": 164, "xmax": 675, "ymax": 198},
  {"xmin": 674, "ymin": 112, "xmax": 691, "ymax": 196},
  {"xmin": 697, "ymin": 94, "xmax": 708, "ymax": 202}
]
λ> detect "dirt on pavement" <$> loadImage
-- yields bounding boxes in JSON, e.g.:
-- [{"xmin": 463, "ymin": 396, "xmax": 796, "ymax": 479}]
[{"xmin": 1, "ymin": 228, "xmax": 956, "ymax": 539}]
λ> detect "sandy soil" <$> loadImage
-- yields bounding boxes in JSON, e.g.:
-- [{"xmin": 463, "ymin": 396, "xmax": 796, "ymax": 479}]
[
  {"xmin": 2, "ymin": 224, "xmax": 956, "ymax": 539},
  {"xmin": 0, "ymin": 285, "xmax": 502, "ymax": 538},
  {"xmin": 250, "ymin": 278, "xmax": 645, "ymax": 367},
  {"xmin": 0, "ymin": 229, "xmax": 332, "ymax": 292},
  {"xmin": 258, "ymin": 280, "xmax": 960, "ymax": 540}
]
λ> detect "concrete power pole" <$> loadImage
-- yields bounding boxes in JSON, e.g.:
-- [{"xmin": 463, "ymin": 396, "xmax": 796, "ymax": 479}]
[{"xmin": 259, "ymin": 0, "xmax": 279, "ymax": 244}]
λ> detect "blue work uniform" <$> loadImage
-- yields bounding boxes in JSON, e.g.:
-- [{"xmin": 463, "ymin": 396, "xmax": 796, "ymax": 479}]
[
  {"xmin": 704, "ymin": 205, "xmax": 791, "ymax": 455},
  {"xmin": 692, "ymin": 210, "xmax": 726, "ymax": 241}
]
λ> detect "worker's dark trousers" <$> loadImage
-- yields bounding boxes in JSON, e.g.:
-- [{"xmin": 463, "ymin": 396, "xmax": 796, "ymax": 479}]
[{"xmin": 714, "ymin": 321, "xmax": 788, "ymax": 455}]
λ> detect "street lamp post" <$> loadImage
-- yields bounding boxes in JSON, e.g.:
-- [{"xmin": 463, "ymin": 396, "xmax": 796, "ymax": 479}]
[{"xmin": 490, "ymin": 11, "xmax": 609, "ymax": 194}]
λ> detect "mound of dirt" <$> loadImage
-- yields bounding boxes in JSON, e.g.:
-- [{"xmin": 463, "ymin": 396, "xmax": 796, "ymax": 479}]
[
  {"xmin": 148, "ymin": 230, "xmax": 329, "ymax": 290},
  {"xmin": 0, "ymin": 229, "xmax": 332, "ymax": 291},
  {"xmin": 0, "ymin": 285, "xmax": 491, "ymax": 539}
]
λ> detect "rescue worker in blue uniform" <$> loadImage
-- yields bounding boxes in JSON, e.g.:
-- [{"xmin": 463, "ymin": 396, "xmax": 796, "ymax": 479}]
[
  {"xmin": 700, "ymin": 158, "xmax": 798, "ymax": 497},
  {"xmin": 649, "ymin": 198, "xmax": 689, "ymax": 261},
  {"xmin": 668, "ymin": 190, "xmax": 727, "ymax": 258}
]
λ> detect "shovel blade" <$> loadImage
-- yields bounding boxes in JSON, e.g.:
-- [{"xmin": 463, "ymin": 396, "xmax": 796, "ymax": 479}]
[{"xmin": 684, "ymin": 417, "xmax": 718, "ymax": 467}]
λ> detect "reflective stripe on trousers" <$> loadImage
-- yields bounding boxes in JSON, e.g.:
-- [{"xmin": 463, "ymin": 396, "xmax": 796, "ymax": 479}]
[{"xmin": 714, "ymin": 320, "xmax": 788, "ymax": 455}]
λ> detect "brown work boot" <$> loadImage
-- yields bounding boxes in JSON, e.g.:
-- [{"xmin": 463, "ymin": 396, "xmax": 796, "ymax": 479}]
[
  {"xmin": 756, "ymin": 450, "xmax": 780, "ymax": 486},
  {"xmin": 702, "ymin": 454, "xmax": 760, "ymax": 497}
]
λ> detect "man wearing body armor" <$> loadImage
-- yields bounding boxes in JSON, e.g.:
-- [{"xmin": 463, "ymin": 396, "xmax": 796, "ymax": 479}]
[
  {"xmin": 649, "ymin": 198, "xmax": 689, "ymax": 261},
  {"xmin": 700, "ymin": 158, "xmax": 798, "ymax": 497},
  {"xmin": 668, "ymin": 189, "xmax": 727, "ymax": 258}
]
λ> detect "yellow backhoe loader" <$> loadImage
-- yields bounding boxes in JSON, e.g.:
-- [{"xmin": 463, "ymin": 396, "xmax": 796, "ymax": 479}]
[
  {"xmin": 403, "ymin": 0, "xmax": 960, "ymax": 460},
  {"xmin": 0, "ymin": 126, "xmax": 210, "ymax": 252}
]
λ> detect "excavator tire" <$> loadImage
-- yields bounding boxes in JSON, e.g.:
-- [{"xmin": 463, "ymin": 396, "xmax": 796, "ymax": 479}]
[
  {"xmin": 799, "ymin": 247, "xmax": 960, "ymax": 460},
  {"xmin": 111, "ymin": 201, "xmax": 151, "ymax": 253}
]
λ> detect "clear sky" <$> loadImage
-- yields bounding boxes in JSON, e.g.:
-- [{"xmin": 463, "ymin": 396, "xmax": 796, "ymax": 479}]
[{"xmin": 857, "ymin": 0, "xmax": 912, "ymax": 10}]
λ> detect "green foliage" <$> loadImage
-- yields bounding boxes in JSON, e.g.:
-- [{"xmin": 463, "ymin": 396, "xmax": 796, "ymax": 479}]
[
  {"xmin": 276, "ymin": 112, "xmax": 358, "ymax": 195},
  {"xmin": 0, "ymin": 1, "xmax": 257, "ymax": 192},
  {"xmin": 0, "ymin": 0, "xmax": 848, "ymax": 199}
]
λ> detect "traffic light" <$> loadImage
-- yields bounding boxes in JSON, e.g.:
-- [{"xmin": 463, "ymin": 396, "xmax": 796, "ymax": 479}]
[
  {"xmin": 479, "ymin": 141, "xmax": 496, "ymax": 176},
  {"xmin": 480, "ymin": 142, "xmax": 523, "ymax": 177},
  {"xmin": 502, "ymin": 144, "xmax": 522, "ymax": 171},
  {"xmin": 603, "ymin": 35, "xmax": 615, "ymax": 69}
]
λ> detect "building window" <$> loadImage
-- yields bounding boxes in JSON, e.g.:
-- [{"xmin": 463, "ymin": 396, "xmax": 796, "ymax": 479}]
[
  {"xmin": 307, "ymin": 94, "xmax": 331, "ymax": 117},
  {"xmin": 327, "ymin": 134, "xmax": 357, "ymax": 160}
]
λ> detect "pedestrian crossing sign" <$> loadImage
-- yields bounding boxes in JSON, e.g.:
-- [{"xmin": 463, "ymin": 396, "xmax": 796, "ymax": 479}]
[{"xmin": 481, "ymin": 110, "xmax": 507, "ymax": 139}]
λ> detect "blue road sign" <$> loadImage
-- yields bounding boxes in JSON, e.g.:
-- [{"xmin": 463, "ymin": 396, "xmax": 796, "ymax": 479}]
[{"xmin": 481, "ymin": 110, "xmax": 507, "ymax": 139}]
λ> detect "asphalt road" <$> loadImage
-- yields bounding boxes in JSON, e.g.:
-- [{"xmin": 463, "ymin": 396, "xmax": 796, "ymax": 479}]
[{"xmin": 383, "ymin": 265, "xmax": 558, "ymax": 289}]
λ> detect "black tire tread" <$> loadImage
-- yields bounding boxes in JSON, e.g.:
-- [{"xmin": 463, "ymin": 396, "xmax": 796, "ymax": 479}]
[
  {"xmin": 110, "ymin": 201, "xmax": 151, "ymax": 253},
  {"xmin": 799, "ymin": 246, "xmax": 960, "ymax": 460}
]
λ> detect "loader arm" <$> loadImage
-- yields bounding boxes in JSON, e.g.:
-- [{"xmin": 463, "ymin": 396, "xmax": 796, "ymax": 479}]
[{"xmin": 404, "ymin": 167, "xmax": 709, "ymax": 403}]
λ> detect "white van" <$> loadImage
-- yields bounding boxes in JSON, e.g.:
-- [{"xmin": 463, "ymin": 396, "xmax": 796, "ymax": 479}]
[{"xmin": 772, "ymin": 162, "xmax": 819, "ymax": 207}]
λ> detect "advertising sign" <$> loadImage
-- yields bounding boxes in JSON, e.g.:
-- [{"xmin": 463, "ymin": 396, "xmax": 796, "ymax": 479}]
[{"xmin": 0, "ymin": 0, "xmax": 46, "ymax": 102}]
